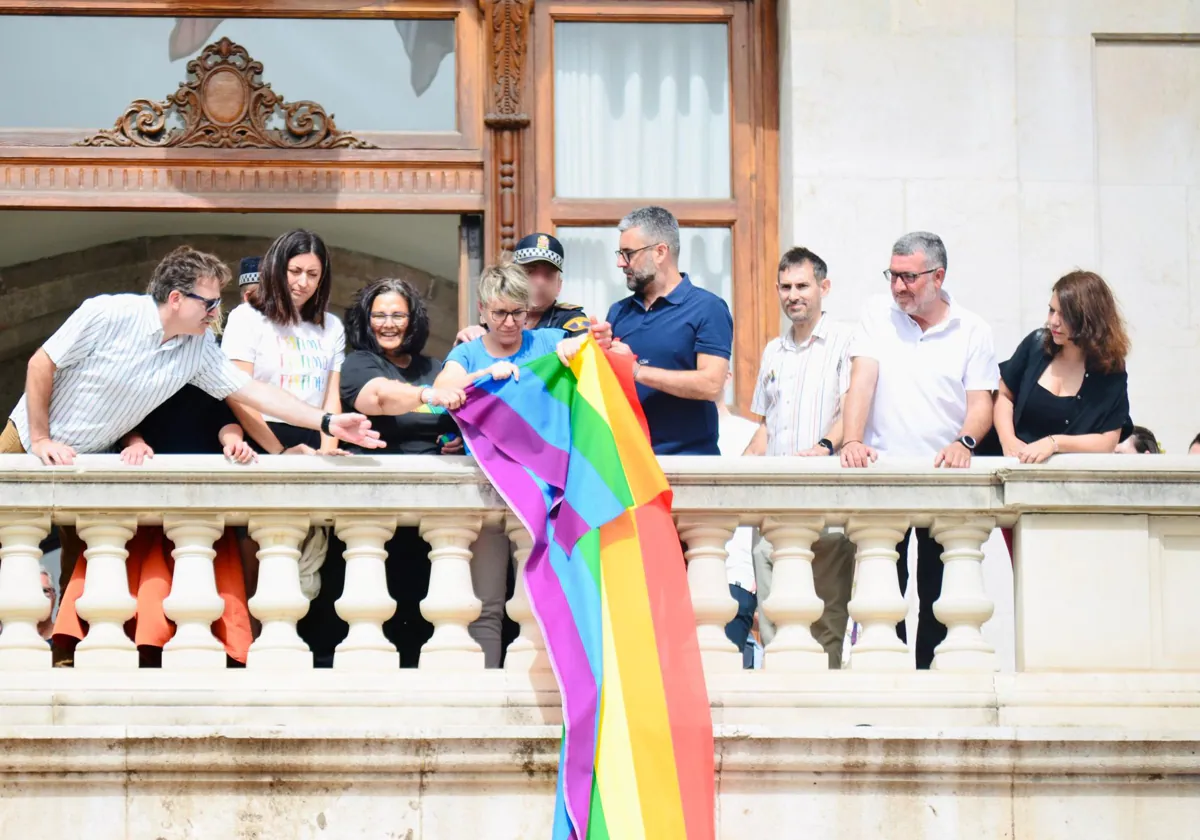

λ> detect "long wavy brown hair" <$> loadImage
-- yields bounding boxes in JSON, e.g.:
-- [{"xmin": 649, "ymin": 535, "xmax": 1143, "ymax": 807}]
[{"xmin": 1041, "ymin": 270, "xmax": 1130, "ymax": 373}]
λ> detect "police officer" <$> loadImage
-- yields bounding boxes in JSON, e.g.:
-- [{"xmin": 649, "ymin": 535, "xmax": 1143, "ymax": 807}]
[{"xmin": 454, "ymin": 232, "xmax": 590, "ymax": 344}]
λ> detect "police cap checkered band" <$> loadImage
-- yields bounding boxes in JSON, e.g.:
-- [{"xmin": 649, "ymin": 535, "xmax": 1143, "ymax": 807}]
[
  {"xmin": 512, "ymin": 232, "xmax": 565, "ymax": 270},
  {"xmin": 238, "ymin": 256, "xmax": 262, "ymax": 287}
]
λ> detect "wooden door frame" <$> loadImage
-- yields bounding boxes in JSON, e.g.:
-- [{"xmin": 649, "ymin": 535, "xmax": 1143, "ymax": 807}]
[{"xmin": 527, "ymin": 0, "xmax": 779, "ymax": 411}]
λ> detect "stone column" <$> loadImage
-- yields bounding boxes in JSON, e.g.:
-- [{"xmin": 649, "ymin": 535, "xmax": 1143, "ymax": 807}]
[
  {"xmin": 846, "ymin": 516, "xmax": 912, "ymax": 671},
  {"xmin": 0, "ymin": 513, "xmax": 52, "ymax": 670},
  {"xmin": 760, "ymin": 515, "xmax": 828, "ymax": 671},
  {"xmin": 246, "ymin": 515, "xmax": 312, "ymax": 670},
  {"xmin": 73, "ymin": 516, "xmax": 138, "ymax": 670},
  {"xmin": 418, "ymin": 514, "xmax": 484, "ymax": 670},
  {"xmin": 504, "ymin": 516, "xmax": 550, "ymax": 673},
  {"xmin": 334, "ymin": 515, "xmax": 399, "ymax": 670},
  {"xmin": 676, "ymin": 515, "xmax": 742, "ymax": 673},
  {"xmin": 930, "ymin": 516, "xmax": 997, "ymax": 672},
  {"xmin": 161, "ymin": 515, "xmax": 227, "ymax": 670}
]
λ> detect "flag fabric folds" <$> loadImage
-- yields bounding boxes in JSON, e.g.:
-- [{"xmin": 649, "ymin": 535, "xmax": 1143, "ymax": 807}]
[{"xmin": 452, "ymin": 338, "xmax": 715, "ymax": 840}]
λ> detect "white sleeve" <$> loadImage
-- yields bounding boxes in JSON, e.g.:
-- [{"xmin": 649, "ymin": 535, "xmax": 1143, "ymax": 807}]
[
  {"xmin": 964, "ymin": 323, "xmax": 1000, "ymax": 391},
  {"xmin": 749, "ymin": 343, "xmax": 773, "ymax": 417},
  {"xmin": 220, "ymin": 305, "xmax": 260, "ymax": 364},
  {"xmin": 329, "ymin": 315, "xmax": 346, "ymax": 373},
  {"xmin": 848, "ymin": 316, "xmax": 877, "ymax": 360},
  {"xmin": 42, "ymin": 297, "xmax": 108, "ymax": 370}
]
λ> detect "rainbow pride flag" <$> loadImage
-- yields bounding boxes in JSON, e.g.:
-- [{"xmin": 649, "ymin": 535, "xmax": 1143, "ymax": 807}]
[{"xmin": 452, "ymin": 338, "xmax": 715, "ymax": 840}]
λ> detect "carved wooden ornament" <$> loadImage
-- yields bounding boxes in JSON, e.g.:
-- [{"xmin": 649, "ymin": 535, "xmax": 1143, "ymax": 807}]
[{"xmin": 77, "ymin": 38, "xmax": 376, "ymax": 150}]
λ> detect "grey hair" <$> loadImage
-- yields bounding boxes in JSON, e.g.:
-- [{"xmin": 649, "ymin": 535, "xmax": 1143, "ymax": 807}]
[
  {"xmin": 892, "ymin": 231, "xmax": 947, "ymax": 273},
  {"xmin": 618, "ymin": 206, "xmax": 681, "ymax": 258}
]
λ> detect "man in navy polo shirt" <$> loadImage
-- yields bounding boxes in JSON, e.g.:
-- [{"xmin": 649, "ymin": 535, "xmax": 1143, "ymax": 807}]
[{"xmin": 604, "ymin": 206, "xmax": 733, "ymax": 455}]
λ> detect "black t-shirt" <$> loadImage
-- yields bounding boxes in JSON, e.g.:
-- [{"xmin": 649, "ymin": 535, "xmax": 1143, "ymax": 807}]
[
  {"xmin": 339, "ymin": 351, "xmax": 458, "ymax": 454},
  {"xmin": 135, "ymin": 384, "xmax": 238, "ymax": 455}
]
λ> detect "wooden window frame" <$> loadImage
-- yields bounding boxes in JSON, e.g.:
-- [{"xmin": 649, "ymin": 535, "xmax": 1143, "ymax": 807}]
[
  {"xmin": 0, "ymin": 0, "xmax": 483, "ymax": 152},
  {"xmin": 530, "ymin": 0, "xmax": 778, "ymax": 411}
]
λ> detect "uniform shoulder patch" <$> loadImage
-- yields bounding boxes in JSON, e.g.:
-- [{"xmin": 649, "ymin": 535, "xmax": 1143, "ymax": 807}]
[
  {"xmin": 562, "ymin": 315, "xmax": 591, "ymax": 334},
  {"xmin": 557, "ymin": 301, "xmax": 584, "ymax": 311}
]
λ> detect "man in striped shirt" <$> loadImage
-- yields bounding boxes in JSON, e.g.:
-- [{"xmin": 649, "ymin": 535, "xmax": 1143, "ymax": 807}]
[
  {"xmin": 745, "ymin": 246, "xmax": 856, "ymax": 668},
  {"xmin": 0, "ymin": 245, "xmax": 383, "ymax": 466}
]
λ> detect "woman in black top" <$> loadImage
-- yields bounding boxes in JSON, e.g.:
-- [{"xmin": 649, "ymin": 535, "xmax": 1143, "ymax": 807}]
[
  {"xmin": 993, "ymin": 269, "xmax": 1131, "ymax": 462},
  {"xmin": 338, "ymin": 277, "xmax": 464, "ymax": 451},
  {"xmin": 300, "ymin": 278, "xmax": 465, "ymax": 667}
]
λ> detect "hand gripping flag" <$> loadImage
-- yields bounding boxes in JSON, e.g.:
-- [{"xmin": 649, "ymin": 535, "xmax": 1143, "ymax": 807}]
[{"xmin": 452, "ymin": 338, "xmax": 715, "ymax": 840}]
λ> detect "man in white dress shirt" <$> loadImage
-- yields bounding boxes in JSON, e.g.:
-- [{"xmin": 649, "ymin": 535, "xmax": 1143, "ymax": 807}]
[
  {"xmin": 840, "ymin": 231, "xmax": 999, "ymax": 669},
  {"xmin": 745, "ymin": 247, "xmax": 857, "ymax": 668}
]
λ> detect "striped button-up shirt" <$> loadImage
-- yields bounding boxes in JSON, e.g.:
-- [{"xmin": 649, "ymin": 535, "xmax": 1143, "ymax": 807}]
[
  {"xmin": 750, "ymin": 314, "xmax": 854, "ymax": 456},
  {"xmin": 9, "ymin": 294, "xmax": 250, "ymax": 453}
]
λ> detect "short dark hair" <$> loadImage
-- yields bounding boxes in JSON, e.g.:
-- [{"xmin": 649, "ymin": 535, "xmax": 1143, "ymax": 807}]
[
  {"xmin": 250, "ymin": 229, "xmax": 332, "ymax": 328},
  {"xmin": 146, "ymin": 246, "xmax": 231, "ymax": 303},
  {"xmin": 777, "ymin": 247, "xmax": 828, "ymax": 281},
  {"xmin": 344, "ymin": 278, "xmax": 431, "ymax": 357},
  {"xmin": 1125, "ymin": 425, "xmax": 1160, "ymax": 454}
]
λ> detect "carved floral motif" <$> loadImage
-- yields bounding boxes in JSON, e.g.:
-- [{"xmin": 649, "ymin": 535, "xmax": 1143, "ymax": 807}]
[{"xmin": 77, "ymin": 38, "xmax": 375, "ymax": 150}]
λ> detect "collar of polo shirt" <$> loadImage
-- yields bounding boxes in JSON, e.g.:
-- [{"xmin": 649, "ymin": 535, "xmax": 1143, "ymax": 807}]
[{"xmin": 890, "ymin": 288, "xmax": 960, "ymax": 337}]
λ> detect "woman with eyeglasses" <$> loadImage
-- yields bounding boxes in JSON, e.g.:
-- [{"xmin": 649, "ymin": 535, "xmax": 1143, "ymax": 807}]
[
  {"xmin": 221, "ymin": 229, "xmax": 346, "ymax": 455},
  {"xmin": 432, "ymin": 261, "xmax": 567, "ymax": 668},
  {"xmin": 297, "ymin": 278, "xmax": 467, "ymax": 667}
]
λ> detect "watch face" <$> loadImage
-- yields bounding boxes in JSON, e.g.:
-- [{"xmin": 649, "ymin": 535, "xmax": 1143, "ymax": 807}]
[{"xmin": 961, "ymin": 435, "xmax": 977, "ymax": 449}]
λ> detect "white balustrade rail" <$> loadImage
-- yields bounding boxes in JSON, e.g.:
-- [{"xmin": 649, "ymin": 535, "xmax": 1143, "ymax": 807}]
[{"xmin": 2, "ymin": 453, "xmax": 1200, "ymax": 678}]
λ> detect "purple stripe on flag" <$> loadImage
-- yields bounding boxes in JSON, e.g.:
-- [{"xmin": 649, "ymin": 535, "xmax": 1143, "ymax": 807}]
[
  {"xmin": 551, "ymin": 500, "xmax": 591, "ymax": 558},
  {"xmin": 526, "ymin": 536, "xmax": 598, "ymax": 838},
  {"xmin": 456, "ymin": 388, "xmax": 570, "ymax": 488},
  {"xmin": 457, "ymin": 414, "xmax": 597, "ymax": 837}
]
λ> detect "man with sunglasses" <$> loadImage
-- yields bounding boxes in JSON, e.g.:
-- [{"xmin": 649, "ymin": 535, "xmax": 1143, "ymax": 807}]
[
  {"xmin": 603, "ymin": 205, "xmax": 733, "ymax": 455},
  {"xmin": 839, "ymin": 231, "xmax": 999, "ymax": 669},
  {"xmin": 1, "ymin": 245, "xmax": 382, "ymax": 467}
]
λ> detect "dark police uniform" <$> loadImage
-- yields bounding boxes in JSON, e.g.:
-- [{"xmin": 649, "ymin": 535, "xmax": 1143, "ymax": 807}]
[{"xmin": 512, "ymin": 232, "xmax": 590, "ymax": 336}]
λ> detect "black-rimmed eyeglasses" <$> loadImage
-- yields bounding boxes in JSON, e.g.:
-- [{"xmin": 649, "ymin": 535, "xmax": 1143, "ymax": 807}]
[
  {"xmin": 882, "ymin": 268, "xmax": 938, "ymax": 285},
  {"xmin": 184, "ymin": 292, "xmax": 222, "ymax": 312},
  {"xmin": 615, "ymin": 243, "xmax": 661, "ymax": 264}
]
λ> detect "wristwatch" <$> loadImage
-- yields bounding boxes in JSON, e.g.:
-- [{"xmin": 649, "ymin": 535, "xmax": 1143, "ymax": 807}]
[
  {"xmin": 956, "ymin": 435, "xmax": 977, "ymax": 451},
  {"xmin": 320, "ymin": 413, "xmax": 333, "ymax": 436},
  {"xmin": 817, "ymin": 438, "xmax": 835, "ymax": 455}
]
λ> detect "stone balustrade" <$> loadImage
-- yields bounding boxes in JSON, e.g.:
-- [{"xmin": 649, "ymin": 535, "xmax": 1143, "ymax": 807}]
[{"xmin": 2, "ymin": 453, "xmax": 1200, "ymax": 838}]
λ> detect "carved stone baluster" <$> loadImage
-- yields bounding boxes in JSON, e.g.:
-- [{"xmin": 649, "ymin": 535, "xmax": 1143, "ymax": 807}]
[
  {"xmin": 334, "ymin": 516, "xmax": 399, "ymax": 670},
  {"xmin": 931, "ymin": 516, "xmax": 998, "ymax": 672},
  {"xmin": 418, "ymin": 514, "xmax": 484, "ymax": 670},
  {"xmin": 73, "ymin": 516, "xmax": 138, "ymax": 670},
  {"xmin": 760, "ymin": 516, "xmax": 828, "ymax": 671},
  {"xmin": 676, "ymin": 515, "xmax": 742, "ymax": 673},
  {"xmin": 504, "ymin": 516, "xmax": 550, "ymax": 673},
  {"xmin": 0, "ymin": 513, "xmax": 52, "ymax": 670},
  {"xmin": 246, "ymin": 516, "xmax": 312, "ymax": 670},
  {"xmin": 161, "ymin": 515, "xmax": 228, "ymax": 670},
  {"xmin": 846, "ymin": 516, "xmax": 912, "ymax": 671}
]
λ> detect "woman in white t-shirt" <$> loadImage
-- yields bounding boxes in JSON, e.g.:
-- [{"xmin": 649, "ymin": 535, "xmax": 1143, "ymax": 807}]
[{"xmin": 222, "ymin": 230, "xmax": 346, "ymax": 454}]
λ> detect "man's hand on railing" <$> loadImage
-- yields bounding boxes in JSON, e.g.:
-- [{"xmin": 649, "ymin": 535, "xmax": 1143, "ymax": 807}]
[
  {"xmin": 840, "ymin": 440, "xmax": 877, "ymax": 468},
  {"xmin": 326, "ymin": 414, "xmax": 385, "ymax": 450},
  {"xmin": 223, "ymin": 439, "xmax": 258, "ymax": 464},
  {"xmin": 29, "ymin": 437, "xmax": 77, "ymax": 467}
]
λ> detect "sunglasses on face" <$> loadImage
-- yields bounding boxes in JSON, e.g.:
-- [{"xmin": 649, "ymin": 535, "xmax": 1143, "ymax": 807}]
[{"xmin": 183, "ymin": 291, "xmax": 222, "ymax": 313}]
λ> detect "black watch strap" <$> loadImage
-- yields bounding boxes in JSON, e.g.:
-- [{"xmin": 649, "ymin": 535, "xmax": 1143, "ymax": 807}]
[
  {"xmin": 320, "ymin": 413, "xmax": 333, "ymax": 436},
  {"xmin": 818, "ymin": 438, "xmax": 834, "ymax": 454}
]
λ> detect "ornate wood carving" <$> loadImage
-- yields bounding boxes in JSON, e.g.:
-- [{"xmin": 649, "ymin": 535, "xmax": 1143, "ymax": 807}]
[
  {"xmin": 0, "ymin": 161, "xmax": 485, "ymax": 212},
  {"xmin": 481, "ymin": 0, "xmax": 534, "ymax": 252},
  {"xmin": 76, "ymin": 38, "xmax": 376, "ymax": 150}
]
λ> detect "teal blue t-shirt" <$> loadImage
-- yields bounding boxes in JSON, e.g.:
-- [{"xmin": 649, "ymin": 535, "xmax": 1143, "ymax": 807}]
[{"xmin": 444, "ymin": 328, "xmax": 565, "ymax": 374}]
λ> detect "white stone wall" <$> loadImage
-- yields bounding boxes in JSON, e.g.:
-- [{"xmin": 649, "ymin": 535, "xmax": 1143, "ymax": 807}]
[{"xmin": 779, "ymin": 0, "xmax": 1200, "ymax": 453}]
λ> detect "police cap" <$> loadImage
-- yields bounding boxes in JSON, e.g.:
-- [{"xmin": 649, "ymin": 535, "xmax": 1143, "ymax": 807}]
[{"xmin": 513, "ymin": 232, "xmax": 565, "ymax": 272}]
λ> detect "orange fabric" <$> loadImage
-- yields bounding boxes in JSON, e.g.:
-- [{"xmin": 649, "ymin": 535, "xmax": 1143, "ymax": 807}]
[{"xmin": 52, "ymin": 526, "xmax": 252, "ymax": 664}]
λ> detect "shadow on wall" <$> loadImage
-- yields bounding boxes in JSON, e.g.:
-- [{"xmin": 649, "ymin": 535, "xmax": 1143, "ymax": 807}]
[{"xmin": 0, "ymin": 234, "xmax": 459, "ymax": 418}]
